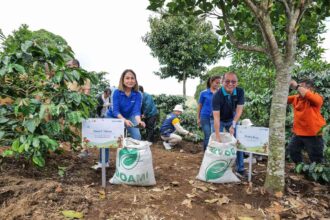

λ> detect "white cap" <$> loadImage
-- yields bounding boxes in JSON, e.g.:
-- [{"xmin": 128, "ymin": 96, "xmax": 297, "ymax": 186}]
[
  {"xmin": 173, "ymin": 104, "xmax": 184, "ymax": 112},
  {"xmin": 241, "ymin": 119, "xmax": 253, "ymax": 127}
]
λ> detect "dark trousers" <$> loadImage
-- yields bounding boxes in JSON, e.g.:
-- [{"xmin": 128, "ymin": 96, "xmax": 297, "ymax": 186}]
[
  {"xmin": 145, "ymin": 115, "xmax": 157, "ymax": 143},
  {"xmin": 288, "ymin": 135, "xmax": 324, "ymax": 163}
]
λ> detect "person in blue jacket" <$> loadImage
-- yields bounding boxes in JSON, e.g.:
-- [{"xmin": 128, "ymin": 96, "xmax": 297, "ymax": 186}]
[
  {"xmin": 197, "ymin": 75, "xmax": 221, "ymax": 151},
  {"xmin": 160, "ymin": 105, "xmax": 194, "ymax": 150},
  {"xmin": 92, "ymin": 69, "xmax": 145, "ymax": 169},
  {"xmin": 139, "ymin": 85, "xmax": 158, "ymax": 143}
]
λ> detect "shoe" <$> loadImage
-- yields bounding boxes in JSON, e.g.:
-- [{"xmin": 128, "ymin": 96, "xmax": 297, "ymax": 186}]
[
  {"xmin": 78, "ymin": 151, "xmax": 91, "ymax": 159},
  {"xmin": 244, "ymin": 158, "xmax": 256, "ymax": 164},
  {"xmin": 256, "ymin": 156, "xmax": 264, "ymax": 162},
  {"xmin": 163, "ymin": 141, "xmax": 172, "ymax": 150},
  {"xmin": 91, "ymin": 162, "xmax": 109, "ymax": 170},
  {"xmin": 235, "ymin": 170, "xmax": 248, "ymax": 179}
]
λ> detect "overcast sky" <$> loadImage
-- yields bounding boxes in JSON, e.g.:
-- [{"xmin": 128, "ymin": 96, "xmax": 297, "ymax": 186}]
[{"xmin": 0, "ymin": 0, "xmax": 329, "ymax": 96}]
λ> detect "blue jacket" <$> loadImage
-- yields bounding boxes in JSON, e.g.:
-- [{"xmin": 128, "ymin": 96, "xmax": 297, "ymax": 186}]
[
  {"xmin": 198, "ymin": 88, "xmax": 214, "ymax": 118},
  {"xmin": 141, "ymin": 92, "xmax": 158, "ymax": 118},
  {"xmin": 160, "ymin": 113, "xmax": 180, "ymax": 137},
  {"xmin": 107, "ymin": 89, "xmax": 142, "ymax": 118}
]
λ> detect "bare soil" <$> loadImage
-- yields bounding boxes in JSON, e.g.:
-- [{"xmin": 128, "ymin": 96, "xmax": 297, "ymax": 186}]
[{"xmin": 0, "ymin": 141, "xmax": 329, "ymax": 220}]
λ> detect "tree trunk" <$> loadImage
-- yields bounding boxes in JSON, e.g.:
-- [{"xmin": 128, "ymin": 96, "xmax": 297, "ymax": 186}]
[
  {"xmin": 183, "ymin": 72, "xmax": 187, "ymax": 97},
  {"xmin": 264, "ymin": 64, "xmax": 291, "ymax": 193}
]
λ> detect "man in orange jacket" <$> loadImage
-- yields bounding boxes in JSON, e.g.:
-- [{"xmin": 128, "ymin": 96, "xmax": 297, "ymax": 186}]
[{"xmin": 288, "ymin": 79, "xmax": 326, "ymax": 163}]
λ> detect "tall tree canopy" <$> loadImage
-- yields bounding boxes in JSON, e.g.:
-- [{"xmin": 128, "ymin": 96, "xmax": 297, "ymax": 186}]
[
  {"xmin": 143, "ymin": 15, "xmax": 221, "ymax": 96},
  {"xmin": 148, "ymin": 0, "xmax": 330, "ymax": 193}
]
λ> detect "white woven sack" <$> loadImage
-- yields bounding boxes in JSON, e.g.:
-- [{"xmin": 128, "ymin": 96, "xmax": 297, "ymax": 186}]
[
  {"xmin": 196, "ymin": 133, "xmax": 240, "ymax": 183},
  {"xmin": 110, "ymin": 138, "xmax": 156, "ymax": 186}
]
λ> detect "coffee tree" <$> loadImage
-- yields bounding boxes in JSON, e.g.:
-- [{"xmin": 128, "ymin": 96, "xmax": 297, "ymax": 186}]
[{"xmin": 0, "ymin": 26, "xmax": 97, "ymax": 167}]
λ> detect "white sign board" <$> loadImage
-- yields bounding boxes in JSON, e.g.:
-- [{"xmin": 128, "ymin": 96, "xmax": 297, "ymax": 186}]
[
  {"xmin": 82, "ymin": 118, "xmax": 125, "ymax": 149},
  {"xmin": 236, "ymin": 125, "xmax": 269, "ymax": 155}
]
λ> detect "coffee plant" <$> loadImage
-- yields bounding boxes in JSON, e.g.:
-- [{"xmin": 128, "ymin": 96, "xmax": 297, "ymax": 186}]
[
  {"xmin": 179, "ymin": 108, "xmax": 203, "ymax": 142},
  {"xmin": 152, "ymin": 94, "xmax": 186, "ymax": 115},
  {"xmin": 0, "ymin": 26, "xmax": 97, "ymax": 167}
]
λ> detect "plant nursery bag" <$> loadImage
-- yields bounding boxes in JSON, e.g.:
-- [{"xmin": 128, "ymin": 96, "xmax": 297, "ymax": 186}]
[
  {"xmin": 110, "ymin": 138, "xmax": 156, "ymax": 186},
  {"xmin": 196, "ymin": 133, "xmax": 240, "ymax": 183}
]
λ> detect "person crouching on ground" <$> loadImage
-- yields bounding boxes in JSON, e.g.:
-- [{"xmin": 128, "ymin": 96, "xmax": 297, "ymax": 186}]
[
  {"xmin": 288, "ymin": 79, "xmax": 326, "ymax": 164},
  {"xmin": 160, "ymin": 105, "xmax": 194, "ymax": 150},
  {"xmin": 92, "ymin": 69, "xmax": 146, "ymax": 169}
]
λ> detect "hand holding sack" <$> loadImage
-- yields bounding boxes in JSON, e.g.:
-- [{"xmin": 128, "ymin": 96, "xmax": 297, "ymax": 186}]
[
  {"xmin": 196, "ymin": 133, "xmax": 240, "ymax": 183},
  {"xmin": 109, "ymin": 138, "xmax": 156, "ymax": 186}
]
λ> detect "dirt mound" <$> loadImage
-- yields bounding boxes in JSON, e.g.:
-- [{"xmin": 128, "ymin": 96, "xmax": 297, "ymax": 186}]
[{"xmin": 0, "ymin": 142, "xmax": 329, "ymax": 219}]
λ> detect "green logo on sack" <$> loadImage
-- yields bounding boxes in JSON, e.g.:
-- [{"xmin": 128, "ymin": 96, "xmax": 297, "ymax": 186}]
[
  {"xmin": 119, "ymin": 148, "xmax": 140, "ymax": 170},
  {"xmin": 205, "ymin": 160, "xmax": 229, "ymax": 181}
]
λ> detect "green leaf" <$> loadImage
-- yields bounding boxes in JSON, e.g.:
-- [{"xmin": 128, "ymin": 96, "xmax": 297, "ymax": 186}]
[
  {"xmin": 0, "ymin": 131, "xmax": 4, "ymax": 139},
  {"xmin": 0, "ymin": 117, "xmax": 9, "ymax": 124},
  {"xmin": 61, "ymin": 210, "xmax": 84, "ymax": 219},
  {"xmin": 47, "ymin": 139, "xmax": 59, "ymax": 151},
  {"xmin": 73, "ymin": 93, "xmax": 82, "ymax": 105},
  {"xmin": 321, "ymin": 172, "xmax": 329, "ymax": 182},
  {"xmin": 32, "ymin": 154, "xmax": 45, "ymax": 167},
  {"xmin": 309, "ymin": 162, "xmax": 316, "ymax": 173},
  {"xmin": 12, "ymin": 139, "xmax": 20, "ymax": 151},
  {"xmin": 42, "ymin": 47, "xmax": 50, "ymax": 57},
  {"xmin": 0, "ymin": 67, "xmax": 6, "ymax": 76},
  {"xmin": 219, "ymin": 20, "xmax": 225, "ymax": 29},
  {"xmin": 295, "ymin": 163, "xmax": 304, "ymax": 173},
  {"xmin": 67, "ymin": 111, "xmax": 83, "ymax": 124},
  {"xmin": 21, "ymin": 41, "xmax": 33, "ymax": 53},
  {"xmin": 311, "ymin": 172, "xmax": 319, "ymax": 181},
  {"xmin": 299, "ymin": 34, "xmax": 308, "ymax": 43},
  {"xmin": 39, "ymin": 104, "xmax": 47, "ymax": 120},
  {"xmin": 13, "ymin": 64, "xmax": 25, "ymax": 73},
  {"xmin": 58, "ymin": 166, "xmax": 67, "ymax": 177},
  {"xmin": 303, "ymin": 164, "xmax": 310, "ymax": 172},
  {"xmin": 71, "ymin": 70, "xmax": 80, "ymax": 81},
  {"xmin": 23, "ymin": 119, "xmax": 37, "ymax": 133},
  {"xmin": 2, "ymin": 150, "xmax": 14, "ymax": 157},
  {"xmin": 7, "ymin": 64, "xmax": 13, "ymax": 73},
  {"xmin": 19, "ymin": 143, "xmax": 27, "ymax": 153},
  {"xmin": 32, "ymin": 137, "xmax": 40, "ymax": 148},
  {"xmin": 53, "ymin": 71, "xmax": 64, "ymax": 83}
]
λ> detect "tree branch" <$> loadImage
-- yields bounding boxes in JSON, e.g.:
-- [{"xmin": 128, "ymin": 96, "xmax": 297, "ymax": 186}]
[
  {"xmin": 244, "ymin": 0, "xmax": 262, "ymax": 17},
  {"xmin": 243, "ymin": 0, "xmax": 284, "ymax": 66},
  {"xmin": 218, "ymin": 0, "xmax": 267, "ymax": 54},
  {"xmin": 296, "ymin": 0, "xmax": 311, "ymax": 26},
  {"xmin": 279, "ymin": 0, "xmax": 291, "ymax": 18},
  {"xmin": 284, "ymin": 0, "xmax": 310, "ymax": 65}
]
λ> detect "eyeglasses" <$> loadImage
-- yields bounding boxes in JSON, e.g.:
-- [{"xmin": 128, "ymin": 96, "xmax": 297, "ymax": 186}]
[{"xmin": 224, "ymin": 80, "xmax": 237, "ymax": 85}]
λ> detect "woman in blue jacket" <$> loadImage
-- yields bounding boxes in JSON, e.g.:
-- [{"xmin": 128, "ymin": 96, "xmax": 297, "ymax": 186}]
[{"xmin": 93, "ymin": 69, "xmax": 145, "ymax": 169}]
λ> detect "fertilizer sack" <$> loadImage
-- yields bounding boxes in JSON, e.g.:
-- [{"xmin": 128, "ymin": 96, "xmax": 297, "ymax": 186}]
[
  {"xmin": 196, "ymin": 133, "xmax": 240, "ymax": 183},
  {"xmin": 110, "ymin": 138, "xmax": 156, "ymax": 186}
]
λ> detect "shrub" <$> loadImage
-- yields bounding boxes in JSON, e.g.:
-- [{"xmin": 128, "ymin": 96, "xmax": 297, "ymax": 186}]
[{"xmin": 0, "ymin": 26, "xmax": 97, "ymax": 167}]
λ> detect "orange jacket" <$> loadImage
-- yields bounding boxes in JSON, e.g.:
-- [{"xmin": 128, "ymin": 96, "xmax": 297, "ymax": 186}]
[{"xmin": 288, "ymin": 91, "xmax": 326, "ymax": 136}]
